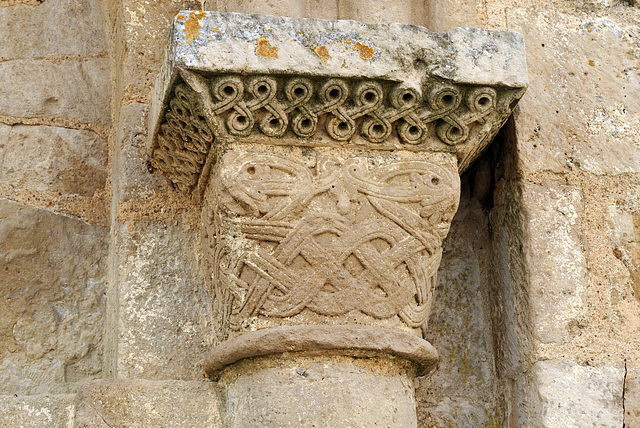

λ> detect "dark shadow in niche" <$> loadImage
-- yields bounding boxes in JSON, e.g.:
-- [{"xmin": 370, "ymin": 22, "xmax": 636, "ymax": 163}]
[{"xmin": 415, "ymin": 115, "xmax": 531, "ymax": 427}]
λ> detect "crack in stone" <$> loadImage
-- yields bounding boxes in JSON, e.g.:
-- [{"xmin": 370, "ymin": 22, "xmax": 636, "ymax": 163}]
[{"xmin": 623, "ymin": 358, "xmax": 628, "ymax": 428}]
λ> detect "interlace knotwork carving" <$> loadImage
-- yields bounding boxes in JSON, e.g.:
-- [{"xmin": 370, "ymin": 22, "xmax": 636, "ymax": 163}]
[
  {"xmin": 165, "ymin": 74, "xmax": 498, "ymax": 146},
  {"xmin": 206, "ymin": 152, "xmax": 460, "ymax": 337},
  {"xmin": 152, "ymin": 83, "xmax": 214, "ymax": 192}
]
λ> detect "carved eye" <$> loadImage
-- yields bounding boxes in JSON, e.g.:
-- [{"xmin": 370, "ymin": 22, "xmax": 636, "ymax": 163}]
[
  {"xmin": 337, "ymin": 122, "xmax": 349, "ymax": 131},
  {"xmin": 223, "ymin": 85, "xmax": 234, "ymax": 95},
  {"xmin": 258, "ymin": 85, "xmax": 268, "ymax": 94},
  {"xmin": 431, "ymin": 177, "xmax": 439, "ymax": 185},
  {"xmin": 364, "ymin": 91, "xmax": 375, "ymax": 102},
  {"xmin": 478, "ymin": 96, "xmax": 490, "ymax": 106},
  {"xmin": 294, "ymin": 87, "xmax": 304, "ymax": 96},
  {"xmin": 402, "ymin": 92, "xmax": 414, "ymax": 102},
  {"xmin": 246, "ymin": 166, "xmax": 255, "ymax": 175},
  {"xmin": 442, "ymin": 94, "xmax": 454, "ymax": 105},
  {"xmin": 329, "ymin": 88, "xmax": 340, "ymax": 99}
]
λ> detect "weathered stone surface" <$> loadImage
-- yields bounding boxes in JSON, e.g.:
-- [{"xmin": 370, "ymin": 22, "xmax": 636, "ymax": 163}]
[
  {"xmin": 0, "ymin": 199, "xmax": 108, "ymax": 395},
  {"xmin": 0, "ymin": 394, "xmax": 75, "ymax": 428},
  {"xmin": 113, "ymin": 103, "xmax": 165, "ymax": 202},
  {"xmin": 74, "ymin": 379, "xmax": 222, "ymax": 428},
  {"xmin": 606, "ymin": 193, "xmax": 640, "ymax": 299},
  {"xmin": 624, "ymin": 368, "xmax": 640, "ymax": 426},
  {"xmin": 0, "ymin": 0, "xmax": 107, "ymax": 60},
  {"xmin": 522, "ymin": 180, "xmax": 587, "ymax": 345},
  {"xmin": 0, "ymin": 59, "xmax": 111, "ymax": 125},
  {"xmin": 529, "ymin": 359, "xmax": 624, "ymax": 427},
  {"xmin": 204, "ymin": 325, "xmax": 438, "ymax": 379},
  {"xmin": 0, "ymin": 125, "xmax": 108, "ymax": 196},
  {"xmin": 417, "ymin": 189, "xmax": 500, "ymax": 427},
  {"xmin": 221, "ymin": 355, "xmax": 417, "ymax": 428},
  {"xmin": 508, "ymin": 8, "xmax": 640, "ymax": 175},
  {"xmin": 112, "ymin": 221, "xmax": 209, "ymax": 380}
]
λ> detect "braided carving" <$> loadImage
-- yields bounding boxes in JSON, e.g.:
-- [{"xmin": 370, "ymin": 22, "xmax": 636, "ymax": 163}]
[
  {"xmin": 204, "ymin": 152, "xmax": 460, "ymax": 338},
  {"xmin": 156, "ymin": 75, "xmax": 497, "ymax": 146}
]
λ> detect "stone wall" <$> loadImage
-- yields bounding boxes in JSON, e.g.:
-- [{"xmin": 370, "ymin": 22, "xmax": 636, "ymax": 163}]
[{"xmin": 0, "ymin": 0, "xmax": 638, "ymax": 427}]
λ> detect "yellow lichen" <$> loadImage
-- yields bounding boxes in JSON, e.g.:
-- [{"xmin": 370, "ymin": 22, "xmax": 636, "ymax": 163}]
[
  {"xmin": 352, "ymin": 41, "xmax": 376, "ymax": 60},
  {"xmin": 314, "ymin": 45, "xmax": 331, "ymax": 64},
  {"xmin": 183, "ymin": 10, "xmax": 206, "ymax": 45},
  {"xmin": 256, "ymin": 36, "xmax": 278, "ymax": 59}
]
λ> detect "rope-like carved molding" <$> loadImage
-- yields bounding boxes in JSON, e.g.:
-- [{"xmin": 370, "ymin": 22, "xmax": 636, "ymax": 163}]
[{"xmin": 151, "ymin": 72, "xmax": 520, "ymax": 194}]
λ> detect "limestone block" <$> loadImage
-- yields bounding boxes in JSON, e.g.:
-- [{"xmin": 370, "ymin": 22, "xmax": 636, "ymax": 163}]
[
  {"xmin": 529, "ymin": 359, "xmax": 624, "ymax": 427},
  {"xmin": 0, "ymin": 59, "xmax": 111, "ymax": 125},
  {"xmin": 0, "ymin": 394, "xmax": 75, "ymax": 428},
  {"xmin": 0, "ymin": 199, "xmax": 108, "ymax": 395},
  {"xmin": 0, "ymin": 125, "xmax": 108, "ymax": 196},
  {"xmin": 338, "ymin": 0, "xmax": 413, "ymax": 24},
  {"xmin": 74, "ymin": 379, "xmax": 222, "ymax": 428},
  {"xmin": 113, "ymin": 103, "xmax": 165, "ymax": 202},
  {"xmin": 220, "ymin": 355, "xmax": 417, "ymax": 428},
  {"xmin": 521, "ymin": 181, "xmax": 587, "ymax": 345},
  {"xmin": 0, "ymin": 123, "xmax": 10, "ymax": 146},
  {"xmin": 606, "ymin": 193, "xmax": 640, "ymax": 298},
  {"xmin": 624, "ymin": 368, "xmax": 640, "ymax": 426},
  {"xmin": 508, "ymin": 8, "xmax": 640, "ymax": 175},
  {"xmin": 112, "ymin": 221, "xmax": 209, "ymax": 380},
  {"xmin": 0, "ymin": 0, "xmax": 107, "ymax": 60}
]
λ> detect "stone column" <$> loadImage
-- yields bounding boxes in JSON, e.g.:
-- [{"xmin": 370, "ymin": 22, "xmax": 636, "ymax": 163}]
[{"xmin": 148, "ymin": 11, "xmax": 527, "ymax": 427}]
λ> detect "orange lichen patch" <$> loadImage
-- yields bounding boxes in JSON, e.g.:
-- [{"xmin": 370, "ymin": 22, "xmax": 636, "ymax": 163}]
[
  {"xmin": 352, "ymin": 41, "xmax": 376, "ymax": 61},
  {"xmin": 183, "ymin": 10, "xmax": 206, "ymax": 45},
  {"xmin": 177, "ymin": 14, "xmax": 185, "ymax": 21},
  {"xmin": 588, "ymin": 60, "xmax": 595, "ymax": 66},
  {"xmin": 256, "ymin": 36, "xmax": 278, "ymax": 59},
  {"xmin": 314, "ymin": 45, "xmax": 331, "ymax": 64},
  {"xmin": 345, "ymin": 39, "xmax": 353, "ymax": 45},
  {"xmin": 212, "ymin": 27, "xmax": 220, "ymax": 33}
]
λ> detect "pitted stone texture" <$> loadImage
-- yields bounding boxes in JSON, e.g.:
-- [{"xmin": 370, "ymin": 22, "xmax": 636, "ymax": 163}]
[
  {"xmin": 417, "ymin": 192, "xmax": 499, "ymax": 427},
  {"xmin": 74, "ymin": 379, "xmax": 222, "ymax": 428},
  {"xmin": 0, "ymin": 199, "xmax": 108, "ymax": 395},
  {"xmin": 522, "ymin": 181, "xmax": 587, "ymax": 345},
  {"xmin": 204, "ymin": 325, "xmax": 438, "ymax": 379},
  {"xmin": 157, "ymin": 12, "xmax": 526, "ymax": 87},
  {"xmin": 508, "ymin": 8, "xmax": 640, "ymax": 175},
  {"xmin": 220, "ymin": 355, "xmax": 417, "ymax": 428},
  {"xmin": 606, "ymin": 194, "xmax": 640, "ymax": 299},
  {"xmin": 624, "ymin": 368, "xmax": 640, "ymax": 426},
  {"xmin": 0, "ymin": 125, "xmax": 108, "ymax": 196},
  {"xmin": 113, "ymin": 103, "xmax": 165, "ymax": 202},
  {"xmin": 113, "ymin": 221, "xmax": 209, "ymax": 380},
  {"xmin": 529, "ymin": 359, "xmax": 624, "ymax": 427},
  {"xmin": 0, "ymin": 59, "xmax": 111, "ymax": 125},
  {"xmin": 205, "ymin": 148, "xmax": 460, "ymax": 341},
  {"xmin": 0, "ymin": 394, "xmax": 75, "ymax": 428},
  {"xmin": 0, "ymin": 0, "xmax": 107, "ymax": 60}
]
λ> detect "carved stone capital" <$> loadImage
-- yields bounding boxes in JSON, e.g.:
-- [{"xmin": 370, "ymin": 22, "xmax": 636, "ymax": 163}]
[{"xmin": 148, "ymin": 11, "xmax": 527, "ymax": 377}]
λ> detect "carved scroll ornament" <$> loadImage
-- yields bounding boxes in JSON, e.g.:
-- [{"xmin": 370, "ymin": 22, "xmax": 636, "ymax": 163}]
[{"xmin": 152, "ymin": 74, "xmax": 522, "ymax": 195}]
